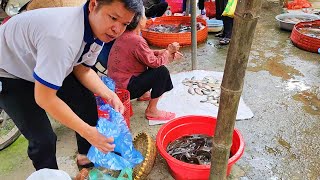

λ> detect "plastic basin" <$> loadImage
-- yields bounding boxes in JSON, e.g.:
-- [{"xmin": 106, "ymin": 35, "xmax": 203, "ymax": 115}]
[
  {"xmin": 275, "ymin": 12, "xmax": 320, "ymax": 31},
  {"xmin": 156, "ymin": 115, "xmax": 245, "ymax": 180},
  {"xmin": 206, "ymin": 19, "xmax": 223, "ymax": 33}
]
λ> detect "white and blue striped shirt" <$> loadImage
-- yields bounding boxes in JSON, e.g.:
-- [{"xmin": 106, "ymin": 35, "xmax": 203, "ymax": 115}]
[{"xmin": 0, "ymin": 1, "xmax": 103, "ymax": 90}]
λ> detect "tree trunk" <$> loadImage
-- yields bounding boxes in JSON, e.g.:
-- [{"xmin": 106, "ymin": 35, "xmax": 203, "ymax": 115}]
[{"xmin": 209, "ymin": 0, "xmax": 262, "ymax": 179}]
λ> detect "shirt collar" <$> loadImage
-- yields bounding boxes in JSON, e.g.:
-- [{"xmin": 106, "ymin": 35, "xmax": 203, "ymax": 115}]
[{"xmin": 83, "ymin": 1, "xmax": 103, "ymax": 45}]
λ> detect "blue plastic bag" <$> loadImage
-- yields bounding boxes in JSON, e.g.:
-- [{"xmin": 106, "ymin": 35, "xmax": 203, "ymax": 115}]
[
  {"xmin": 101, "ymin": 76, "xmax": 115, "ymax": 92},
  {"xmin": 88, "ymin": 77, "xmax": 143, "ymax": 170}
]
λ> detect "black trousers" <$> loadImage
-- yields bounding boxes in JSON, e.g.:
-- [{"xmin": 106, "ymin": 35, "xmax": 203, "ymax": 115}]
[
  {"xmin": 183, "ymin": 0, "xmax": 205, "ymax": 11},
  {"xmin": 215, "ymin": 0, "xmax": 228, "ymax": 20},
  {"xmin": 216, "ymin": 0, "xmax": 234, "ymax": 38},
  {"xmin": 0, "ymin": 74, "xmax": 98, "ymax": 170},
  {"xmin": 222, "ymin": 16, "xmax": 234, "ymax": 39},
  {"xmin": 145, "ymin": 2, "xmax": 168, "ymax": 18},
  {"xmin": 198, "ymin": 0, "xmax": 204, "ymax": 10},
  {"xmin": 127, "ymin": 66, "xmax": 173, "ymax": 100}
]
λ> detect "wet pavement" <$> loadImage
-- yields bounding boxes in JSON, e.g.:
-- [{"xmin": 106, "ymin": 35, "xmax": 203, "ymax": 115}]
[
  {"xmin": 139, "ymin": 1, "xmax": 320, "ymax": 179},
  {"xmin": 1, "ymin": 1, "xmax": 320, "ymax": 179}
]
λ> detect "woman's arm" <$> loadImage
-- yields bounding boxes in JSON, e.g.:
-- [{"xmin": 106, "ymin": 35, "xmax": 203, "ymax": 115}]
[{"xmin": 134, "ymin": 38, "xmax": 180, "ymax": 68}]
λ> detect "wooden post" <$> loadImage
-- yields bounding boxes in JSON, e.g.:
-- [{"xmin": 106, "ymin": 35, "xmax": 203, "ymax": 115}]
[{"xmin": 209, "ymin": 0, "xmax": 262, "ymax": 179}]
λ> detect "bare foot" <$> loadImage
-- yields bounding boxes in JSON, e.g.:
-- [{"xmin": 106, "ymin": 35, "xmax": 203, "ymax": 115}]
[
  {"xmin": 145, "ymin": 109, "xmax": 175, "ymax": 120},
  {"xmin": 76, "ymin": 154, "xmax": 91, "ymax": 165},
  {"xmin": 137, "ymin": 91, "xmax": 151, "ymax": 101}
]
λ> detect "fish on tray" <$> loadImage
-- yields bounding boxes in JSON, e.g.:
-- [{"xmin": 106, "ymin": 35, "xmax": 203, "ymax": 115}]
[{"xmin": 182, "ymin": 76, "xmax": 221, "ymax": 106}]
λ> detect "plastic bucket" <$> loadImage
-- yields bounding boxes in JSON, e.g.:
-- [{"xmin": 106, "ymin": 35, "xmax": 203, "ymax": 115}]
[{"xmin": 156, "ymin": 115, "xmax": 245, "ymax": 180}]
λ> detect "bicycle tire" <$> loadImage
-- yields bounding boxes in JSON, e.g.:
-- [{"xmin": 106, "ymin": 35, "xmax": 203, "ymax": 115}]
[{"xmin": 0, "ymin": 110, "xmax": 21, "ymax": 150}]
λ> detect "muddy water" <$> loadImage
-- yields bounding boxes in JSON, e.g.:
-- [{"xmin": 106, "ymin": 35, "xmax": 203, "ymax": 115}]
[
  {"xmin": 1, "ymin": 2, "xmax": 320, "ymax": 180},
  {"xmin": 164, "ymin": 3, "xmax": 320, "ymax": 178},
  {"xmin": 248, "ymin": 53, "xmax": 303, "ymax": 80},
  {"xmin": 293, "ymin": 88, "xmax": 320, "ymax": 115}
]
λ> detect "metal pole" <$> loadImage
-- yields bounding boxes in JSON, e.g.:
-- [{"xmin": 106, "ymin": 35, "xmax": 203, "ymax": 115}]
[
  {"xmin": 185, "ymin": 0, "xmax": 190, "ymax": 15},
  {"xmin": 191, "ymin": 0, "xmax": 197, "ymax": 70}
]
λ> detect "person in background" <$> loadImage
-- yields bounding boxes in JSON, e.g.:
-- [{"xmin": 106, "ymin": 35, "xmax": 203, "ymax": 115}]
[
  {"xmin": 107, "ymin": 8, "xmax": 183, "ymax": 121},
  {"xmin": 0, "ymin": 0, "xmax": 142, "ymax": 171},
  {"xmin": 183, "ymin": 0, "xmax": 205, "ymax": 16},
  {"xmin": 215, "ymin": 0, "xmax": 234, "ymax": 45},
  {"xmin": 143, "ymin": 0, "xmax": 168, "ymax": 18}
]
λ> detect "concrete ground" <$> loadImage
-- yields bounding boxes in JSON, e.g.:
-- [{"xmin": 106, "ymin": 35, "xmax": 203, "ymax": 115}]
[{"xmin": 1, "ymin": 1, "xmax": 320, "ymax": 180}]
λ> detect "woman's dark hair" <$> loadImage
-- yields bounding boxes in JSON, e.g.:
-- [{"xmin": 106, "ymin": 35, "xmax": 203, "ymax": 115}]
[
  {"xmin": 126, "ymin": 11, "xmax": 142, "ymax": 31},
  {"xmin": 96, "ymin": 0, "xmax": 143, "ymax": 15},
  {"xmin": 126, "ymin": 6, "xmax": 145, "ymax": 31}
]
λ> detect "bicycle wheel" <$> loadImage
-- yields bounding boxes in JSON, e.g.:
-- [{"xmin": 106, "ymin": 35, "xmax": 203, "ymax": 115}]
[{"xmin": 0, "ymin": 109, "xmax": 21, "ymax": 150}]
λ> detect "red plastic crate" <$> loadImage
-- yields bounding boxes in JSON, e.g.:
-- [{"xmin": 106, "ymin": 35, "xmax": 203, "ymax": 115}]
[
  {"xmin": 115, "ymin": 89, "xmax": 133, "ymax": 128},
  {"xmin": 96, "ymin": 89, "xmax": 132, "ymax": 128}
]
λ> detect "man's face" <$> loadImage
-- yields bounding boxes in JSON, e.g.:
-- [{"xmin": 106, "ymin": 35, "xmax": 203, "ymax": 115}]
[{"xmin": 88, "ymin": 0, "xmax": 135, "ymax": 43}]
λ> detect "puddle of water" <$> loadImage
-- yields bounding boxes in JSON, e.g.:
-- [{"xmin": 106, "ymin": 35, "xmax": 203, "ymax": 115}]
[
  {"xmin": 293, "ymin": 89, "xmax": 320, "ymax": 115},
  {"xmin": 248, "ymin": 54, "xmax": 303, "ymax": 80}
]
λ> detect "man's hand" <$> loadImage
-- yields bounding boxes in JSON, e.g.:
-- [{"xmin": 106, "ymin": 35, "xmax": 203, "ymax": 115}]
[
  {"xmin": 84, "ymin": 126, "xmax": 115, "ymax": 153},
  {"xmin": 106, "ymin": 92, "xmax": 125, "ymax": 114}
]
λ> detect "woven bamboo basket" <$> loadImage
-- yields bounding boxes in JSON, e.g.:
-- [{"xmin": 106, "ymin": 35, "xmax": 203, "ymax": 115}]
[
  {"xmin": 141, "ymin": 16, "xmax": 208, "ymax": 48},
  {"xmin": 133, "ymin": 132, "xmax": 157, "ymax": 180},
  {"xmin": 290, "ymin": 20, "xmax": 320, "ymax": 53},
  {"xmin": 74, "ymin": 132, "xmax": 156, "ymax": 180},
  {"xmin": 27, "ymin": 0, "xmax": 86, "ymax": 10}
]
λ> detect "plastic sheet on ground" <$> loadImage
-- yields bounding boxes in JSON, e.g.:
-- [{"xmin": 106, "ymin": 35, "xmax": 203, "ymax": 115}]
[{"xmin": 150, "ymin": 70, "xmax": 254, "ymax": 125}]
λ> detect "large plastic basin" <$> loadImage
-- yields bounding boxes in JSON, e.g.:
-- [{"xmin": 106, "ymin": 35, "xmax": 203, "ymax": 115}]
[{"xmin": 156, "ymin": 115, "xmax": 245, "ymax": 180}]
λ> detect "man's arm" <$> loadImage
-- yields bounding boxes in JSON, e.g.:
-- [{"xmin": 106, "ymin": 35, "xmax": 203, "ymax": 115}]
[
  {"xmin": 34, "ymin": 81, "xmax": 115, "ymax": 153},
  {"xmin": 73, "ymin": 64, "xmax": 124, "ymax": 113}
]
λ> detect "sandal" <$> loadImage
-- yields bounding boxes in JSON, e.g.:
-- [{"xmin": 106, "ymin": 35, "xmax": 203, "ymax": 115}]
[
  {"xmin": 219, "ymin": 38, "xmax": 230, "ymax": 45},
  {"xmin": 76, "ymin": 156, "xmax": 94, "ymax": 171},
  {"xmin": 77, "ymin": 162, "xmax": 94, "ymax": 171}
]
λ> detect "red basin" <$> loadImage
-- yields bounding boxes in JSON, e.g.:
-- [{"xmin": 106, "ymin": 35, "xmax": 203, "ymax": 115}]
[{"xmin": 156, "ymin": 115, "xmax": 245, "ymax": 180}]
